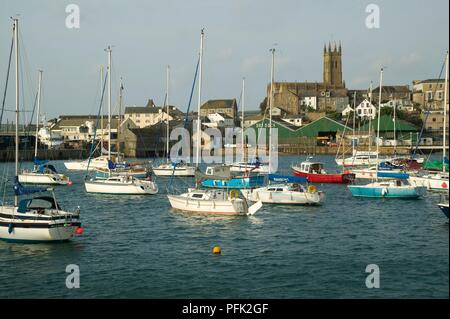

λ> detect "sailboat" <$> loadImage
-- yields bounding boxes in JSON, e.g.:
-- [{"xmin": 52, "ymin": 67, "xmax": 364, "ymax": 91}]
[
  {"xmin": 18, "ymin": 70, "xmax": 71, "ymax": 185},
  {"xmin": 408, "ymin": 52, "xmax": 449, "ymax": 192},
  {"xmin": 241, "ymin": 48, "xmax": 325, "ymax": 205},
  {"xmin": 348, "ymin": 67, "xmax": 421, "ymax": 199},
  {"xmin": 84, "ymin": 46, "xmax": 158, "ymax": 195},
  {"xmin": 229, "ymin": 78, "xmax": 270, "ymax": 174},
  {"xmin": 1, "ymin": 18, "xmax": 82, "ymax": 242},
  {"xmin": 152, "ymin": 65, "xmax": 196, "ymax": 177},
  {"xmin": 166, "ymin": 30, "xmax": 262, "ymax": 216}
]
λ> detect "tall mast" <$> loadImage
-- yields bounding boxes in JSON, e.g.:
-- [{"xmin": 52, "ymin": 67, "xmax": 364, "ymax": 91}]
[
  {"xmin": 368, "ymin": 81, "xmax": 373, "ymax": 161},
  {"xmin": 14, "ymin": 18, "xmax": 19, "ymax": 206},
  {"xmin": 269, "ymin": 48, "xmax": 275, "ymax": 173},
  {"xmin": 393, "ymin": 95, "xmax": 397, "ymax": 155},
  {"xmin": 241, "ymin": 77, "xmax": 245, "ymax": 161},
  {"xmin": 118, "ymin": 77, "xmax": 123, "ymax": 156},
  {"xmin": 443, "ymin": 51, "xmax": 448, "ymax": 173},
  {"xmin": 34, "ymin": 70, "xmax": 43, "ymax": 162},
  {"xmin": 352, "ymin": 91, "xmax": 356, "ymax": 155},
  {"xmin": 195, "ymin": 29, "xmax": 204, "ymax": 167},
  {"xmin": 106, "ymin": 46, "xmax": 112, "ymax": 161},
  {"xmin": 166, "ymin": 65, "xmax": 170, "ymax": 162},
  {"xmin": 375, "ymin": 68, "xmax": 383, "ymax": 182},
  {"xmin": 100, "ymin": 66, "xmax": 104, "ymax": 154}
]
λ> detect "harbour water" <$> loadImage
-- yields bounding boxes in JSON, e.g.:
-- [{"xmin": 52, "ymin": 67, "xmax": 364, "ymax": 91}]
[{"xmin": 0, "ymin": 155, "xmax": 448, "ymax": 298}]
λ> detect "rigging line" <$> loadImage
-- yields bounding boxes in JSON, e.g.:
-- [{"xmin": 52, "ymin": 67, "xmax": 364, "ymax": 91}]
[
  {"xmin": 412, "ymin": 55, "xmax": 446, "ymax": 158},
  {"xmin": 0, "ymin": 33, "xmax": 14, "ymax": 126},
  {"xmin": 86, "ymin": 69, "xmax": 108, "ymax": 174}
]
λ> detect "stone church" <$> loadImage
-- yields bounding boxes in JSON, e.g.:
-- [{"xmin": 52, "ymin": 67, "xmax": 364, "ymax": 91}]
[{"xmin": 267, "ymin": 42, "xmax": 349, "ymax": 115}]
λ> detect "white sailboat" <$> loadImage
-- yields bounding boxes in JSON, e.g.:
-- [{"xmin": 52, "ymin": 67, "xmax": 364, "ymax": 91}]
[
  {"xmin": 153, "ymin": 65, "xmax": 196, "ymax": 177},
  {"xmin": 84, "ymin": 46, "xmax": 158, "ymax": 195},
  {"xmin": 18, "ymin": 70, "xmax": 71, "ymax": 185},
  {"xmin": 166, "ymin": 30, "xmax": 262, "ymax": 215},
  {"xmin": 240, "ymin": 48, "xmax": 324, "ymax": 205},
  {"xmin": 1, "ymin": 18, "xmax": 82, "ymax": 242},
  {"xmin": 408, "ymin": 51, "xmax": 449, "ymax": 192},
  {"xmin": 348, "ymin": 67, "xmax": 421, "ymax": 198}
]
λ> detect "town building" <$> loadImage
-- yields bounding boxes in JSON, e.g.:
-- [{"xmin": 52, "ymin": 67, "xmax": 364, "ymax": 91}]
[
  {"xmin": 372, "ymin": 85, "xmax": 411, "ymax": 105},
  {"xmin": 412, "ymin": 79, "xmax": 448, "ymax": 110},
  {"xmin": 355, "ymin": 99, "xmax": 376, "ymax": 120},
  {"xmin": 266, "ymin": 42, "xmax": 349, "ymax": 115},
  {"xmin": 124, "ymin": 99, "xmax": 184, "ymax": 128},
  {"xmin": 199, "ymin": 99, "xmax": 238, "ymax": 122}
]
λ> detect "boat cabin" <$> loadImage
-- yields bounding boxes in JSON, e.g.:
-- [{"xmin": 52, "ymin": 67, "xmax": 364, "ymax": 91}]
[{"xmin": 299, "ymin": 162, "xmax": 324, "ymax": 174}]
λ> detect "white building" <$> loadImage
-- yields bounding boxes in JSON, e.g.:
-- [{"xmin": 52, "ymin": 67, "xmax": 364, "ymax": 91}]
[
  {"xmin": 124, "ymin": 99, "xmax": 184, "ymax": 128},
  {"xmin": 341, "ymin": 105, "xmax": 353, "ymax": 117},
  {"xmin": 300, "ymin": 96, "xmax": 318, "ymax": 110},
  {"xmin": 355, "ymin": 99, "xmax": 376, "ymax": 119},
  {"xmin": 381, "ymin": 98, "xmax": 415, "ymax": 112},
  {"xmin": 203, "ymin": 112, "xmax": 235, "ymax": 128},
  {"xmin": 281, "ymin": 114, "xmax": 303, "ymax": 127}
]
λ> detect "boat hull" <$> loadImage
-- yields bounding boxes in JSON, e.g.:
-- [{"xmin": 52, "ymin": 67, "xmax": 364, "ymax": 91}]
[
  {"xmin": 241, "ymin": 188, "xmax": 324, "ymax": 205},
  {"xmin": 167, "ymin": 194, "xmax": 247, "ymax": 215},
  {"xmin": 152, "ymin": 165, "xmax": 196, "ymax": 176},
  {"xmin": 408, "ymin": 175, "xmax": 449, "ymax": 192},
  {"xmin": 438, "ymin": 203, "xmax": 449, "ymax": 218},
  {"xmin": 18, "ymin": 173, "xmax": 70, "ymax": 185},
  {"xmin": 84, "ymin": 179, "xmax": 158, "ymax": 195},
  {"xmin": 292, "ymin": 169, "xmax": 354, "ymax": 184},
  {"xmin": 348, "ymin": 185, "xmax": 420, "ymax": 198},
  {"xmin": 201, "ymin": 175, "xmax": 266, "ymax": 189},
  {"xmin": 0, "ymin": 207, "xmax": 80, "ymax": 242}
]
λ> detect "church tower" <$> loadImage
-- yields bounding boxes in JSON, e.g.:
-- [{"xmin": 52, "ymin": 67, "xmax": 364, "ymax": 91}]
[{"xmin": 323, "ymin": 42, "xmax": 343, "ymax": 88}]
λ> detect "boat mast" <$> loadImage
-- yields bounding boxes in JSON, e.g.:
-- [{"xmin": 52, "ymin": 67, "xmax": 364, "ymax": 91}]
[
  {"xmin": 375, "ymin": 68, "xmax": 383, "ymax": 182},
  {"xmin": 352, "ymin": 91, "xmax": 356, "ymax": 155},
  {"xmin": 118, "ymin": 77, "xmax": 123, "ymax": 157},
  {"xmin": 195, "ymin": 29, "xmax": 204, "ymax": 167},
  {"xmin": 393, "ymin": 95, "xmax": 397, "ymax": 155},
  {"xmin": 443, "ymin": 51, "xmax": 448, "ymax": 173},
  {"xmin": 166, "ymin": 65, "xmax": 170, "ymax": 162},
  {"xmin": 14, "ymin": 18, "xmax": 19, "ymax": 206},
  {"xmin": 368, "ymin": 81, "xmax": 373, "ymax": 162},
  {"xmin": 100, "ymin": 66, "xmax": 104, "ymax": 155},
  {"xmin": 106, "ymin": 46, "xmax": 112, "ymax": 162},
  {"xmin": 241, "ymin": 77, "xmax": 245, "ymax": 161},
  {"xmin": 34, "ymin": 70, "xmax": 43, "ymax": 163},
  {"xmin": 269, "ymin": 48, "xmax": 275, "ymax": 174}
]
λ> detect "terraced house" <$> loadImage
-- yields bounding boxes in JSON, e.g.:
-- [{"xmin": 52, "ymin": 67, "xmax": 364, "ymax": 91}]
[{"xmin": 124, "ymin": 99, "xmax": 184, "ymax": 128}]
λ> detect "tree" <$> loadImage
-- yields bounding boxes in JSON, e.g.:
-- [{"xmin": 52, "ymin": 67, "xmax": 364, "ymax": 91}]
[{"xmin": 259, "ymin": 97, "xmax": 268, "ymax": 113}]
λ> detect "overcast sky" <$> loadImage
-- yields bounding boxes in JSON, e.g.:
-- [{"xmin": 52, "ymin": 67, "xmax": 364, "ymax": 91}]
[{"xmin": 0, "ymin": 0, "xmax": 448, "ymax": 123}]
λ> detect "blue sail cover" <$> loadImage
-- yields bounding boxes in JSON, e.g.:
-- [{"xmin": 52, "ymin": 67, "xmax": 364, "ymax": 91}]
[
  {"xmin": 37, "ymin": 164, "xmax": 58, "ymax": 174},
  {"xmin": 13, "ymin": 176, "xmax": 48, "ymax": 196},
  {"xmin": 268, "ymin": 174, "xmax": 307, "ymax": 184},
  {"xmin": 108, "ymin": 160, "xmax": 130, "ymax": 170},
  {"xmin": 33, "ymin": 157, "xmax": 49, "ymax": 166}
]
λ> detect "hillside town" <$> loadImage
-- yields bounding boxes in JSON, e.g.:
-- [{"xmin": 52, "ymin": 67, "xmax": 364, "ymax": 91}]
[{"xmin": 0, "ymin": 42, "xmax": 448, "ymax": 160}]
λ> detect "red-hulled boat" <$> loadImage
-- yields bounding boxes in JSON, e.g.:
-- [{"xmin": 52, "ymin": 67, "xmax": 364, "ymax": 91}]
[{"xmin": 292, "ymin": 160, "xmax": 355, "ymax": 184}]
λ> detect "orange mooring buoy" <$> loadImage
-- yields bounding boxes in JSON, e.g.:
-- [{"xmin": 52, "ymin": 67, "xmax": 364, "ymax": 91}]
[{"xmin": 212, "ymin": 246, "xmax": 221, "ymax": 254}]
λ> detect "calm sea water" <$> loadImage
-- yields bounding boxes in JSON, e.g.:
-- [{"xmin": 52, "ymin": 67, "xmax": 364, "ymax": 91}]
[{"xmin": 0, "ymin": 155, "xmax": 448, "ymax": 298}]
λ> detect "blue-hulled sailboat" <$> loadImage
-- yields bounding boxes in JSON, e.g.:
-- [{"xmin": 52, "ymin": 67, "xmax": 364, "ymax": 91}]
[{"xmin": 348, "ymin": 68, "xmax": 421, "ymax": 199}]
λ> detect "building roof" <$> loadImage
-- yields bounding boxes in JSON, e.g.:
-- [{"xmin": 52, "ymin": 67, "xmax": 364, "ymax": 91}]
[
  {"xmin": 297, "ymin": 116, "xmax": 352, "ymax": 137},
  {"xmin": 52, "ymin": 115, "xmax": 119, "ymax": 130},
  {"xmin": 359, "ymin": 115, "xmax": 418, "ymax": 132},
  {"xmin": 200, "ymin": 99, "xmax": 237, "ymax": 110},
  {"xmin": 413, "ymin": 79, "xmax": 445, "ymax": 85},
  {"xmin": 372, "ymin": 85, "xmax": 410, "ymax": 94}
]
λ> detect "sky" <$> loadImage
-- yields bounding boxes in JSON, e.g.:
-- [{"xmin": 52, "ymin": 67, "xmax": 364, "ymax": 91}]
[{"xmin": 0, "ymin": 0, "xmax": 448, "ymax": 123}]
